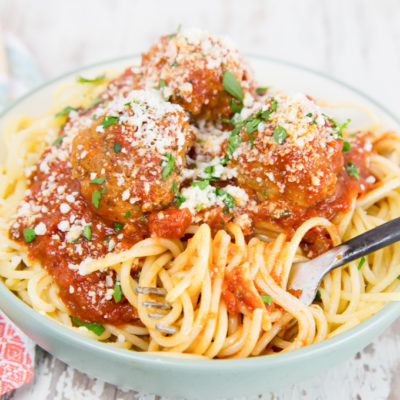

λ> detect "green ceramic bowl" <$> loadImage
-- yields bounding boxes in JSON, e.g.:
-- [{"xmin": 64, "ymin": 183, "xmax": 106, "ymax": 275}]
[{"xmin": 1, "ymin": 55, "xmax": 400, "ymax": 400}]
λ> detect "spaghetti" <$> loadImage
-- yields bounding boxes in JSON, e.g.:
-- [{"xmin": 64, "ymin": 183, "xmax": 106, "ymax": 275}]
[{"xmin": 1, "ymin": 28, "xmax": 400, "ymax": 359}]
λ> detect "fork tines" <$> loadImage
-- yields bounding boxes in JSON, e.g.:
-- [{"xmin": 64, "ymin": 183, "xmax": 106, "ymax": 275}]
[{"xmin": 136, "ymin": 286, "xmax": 167, "ymax": 296}]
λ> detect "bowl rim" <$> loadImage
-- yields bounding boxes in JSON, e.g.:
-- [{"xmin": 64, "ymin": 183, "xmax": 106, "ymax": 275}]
[{"xmin": 1, "ymin": 53, "xmax": 400, "ymax": 371}]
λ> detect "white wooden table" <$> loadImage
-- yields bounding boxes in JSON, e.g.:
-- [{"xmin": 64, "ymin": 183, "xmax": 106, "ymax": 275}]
[{"xmin": 1, "ymin": 0, "xmax": 400, "ymax": 398}]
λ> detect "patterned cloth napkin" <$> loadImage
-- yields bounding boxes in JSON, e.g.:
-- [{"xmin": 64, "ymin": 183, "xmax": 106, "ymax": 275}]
[{"xmin": 0, "ymin": 28, "xmax": 41, "ymax": 396}]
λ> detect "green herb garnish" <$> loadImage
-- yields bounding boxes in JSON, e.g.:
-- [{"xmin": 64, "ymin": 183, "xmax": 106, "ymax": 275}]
[
  {"xmin": 83, "ymin": 225, "xmax": 92, "ymax": 241},
  {"xmin": 357, "ymin": 256, "xmax": 366, "ymax": 270},
  {"xmin": 272, "ymin": 125, "xmax": 287, "ymax": 144},
  {"xmin": 229, "ymin": 98, "xmax": 243, "ymax": 114},
  {"xmin": 114, "ymin": 222, "xmax": 123, "ymax": 233},
  {"xmin": 314, "ymin": 290, "xmax": 322, "ymax": 302},
  {"xmin": 100, "ymin": 116, "xmax": 119, "ymax": 128},
  {"xmin": 90, "ymin": 177, "xmax": 106, "ymax": 185},
  {"xmin": 23, "ymin": 227, "xmax": 36, "ymax": 243},
  {"xmin": 92, "ymin": 187, "xmax": 106, "ymax": 208},
  {"xmin": 255, "ymin": 87, "xmax": 268, "ymax": 96},
  {"xmin": 72, "ymin": 317, "xmax": 105, "ymax": 336},
  {"xmin": 346, "ymin": 161, "xmax": 360, "ymax": 180},
  {"xmin": 52, "ymin": 134, "xmax": 66, "ymax": 146},
  {"xmin": 83, "ymin": 97, "xmax": 103, "ymax": 113},
  {"xmin": 191, "ymin": 180, "xmax": 210, "ymax": 190},
  {"xmin": 125, "ymin": 211, "xmax": 131, "ymax": 219},
  {"xmin": 172, "ymin": 180, "xmax": 186, "ymax": 207},
  {"xmin": 270, "ymin": 97, "xmax": 278, "ymax": 112},
  {"xmin": 260, "ymin": 294, "xmax": 272, "ymax": 305},
  {"xmin": 342, "ymin": 141, "xmax": 351, "ymax": 152},
  {"xmin": 216, "ymin": 188, "xmax": 235, "ymax": 209},
  {"xmin": 113, "ymin": 143, "xmax": 122, "ymax": 154},
  {"xmin": 55, "ymin": 106, "xmax": 77, "ymax": 118},
  {"xmin": 113, "ymin": 279, "xmax": 123, "ymax": 303},
  {"xmin": 77, "ymin": 74, "xmax": 106, "ymax": 83},
  {"xmin": 161, "ymin": 152, "xmax": 175, "ymax": 181},
  {"xmin": 222, "ymin": 70, "xmax": 243, "ymax": 102}
]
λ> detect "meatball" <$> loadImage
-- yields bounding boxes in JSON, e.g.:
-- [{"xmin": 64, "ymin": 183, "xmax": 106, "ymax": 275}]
[
  {"xmin": 139, "ymin": 28, "xmax": 255, "ymax": 118},
  {"xmin": 71, "ymin": 90, "xmax": 195, "ymax": 222},
  {"xmin": 229, "ymin": 93, "xmax": 344, "ymax": 208}
]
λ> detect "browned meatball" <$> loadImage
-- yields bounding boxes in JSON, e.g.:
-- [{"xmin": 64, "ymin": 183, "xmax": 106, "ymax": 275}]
[
  {"xmin": 229, "ymin": 93, "xmax": 344, "ymax": 208},
  {"xmin": 139, "ymin": 28, "xmax": 255, "ymax": 119},
  {"xmin": 71, "ymin": 90, "xmax": 194, "ymax": 222}
]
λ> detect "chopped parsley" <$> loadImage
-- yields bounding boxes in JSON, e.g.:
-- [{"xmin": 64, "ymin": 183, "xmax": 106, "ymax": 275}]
[
  {"xmin": 323, "ymin": 113, "xmax": 351, "ymax": 139},
  {"xmin": 114, "ymin": 222, "xmax": 123, "ymax": 233},
  {"xmin": 159, "ymin": 79, "xmax": 166, "ymax": 89},
  {"xmin": 216, "ymin": 188, "xmax": 235, "ymax": 209},
  {"xmin": 191, "ymin": 180, "xmax": 210, "ymax": 190},
  {"xmin": 249, "ymin": 136, "xmax": 255, "ymax": 149},
  {"xmin": 125, "ymin": 211, "xmax": 131, "ymax": 219},
  {"xmin": 204, "ymin": 165, "xmax": 215, "ymax": 175},
  {"xmin": 92, "ymin": 187, "xmax": 106, "ymax": 208},
  {"xmin": 55, "ymin": 106, "xmax": 77, "ymax": 118},
  {"xmin": 52, "ymin": 134, "xmax": 66, "ymax": 146},
  {"xmin": 83, "ymin": 225, "xmax": 92, "ymax": 241},
  {"xmin": 222, "ymin": 70, "xmax": 244, "ymax": 102},
  {"xmin": 245, "ymin": 118, "xmax": 261, "ymax": 135},
  {"xmin": 229, "ymin": 98, "xmax": 243, "ymax": 114},
  {"xmin": 195, "ymin": 204, "xmax": 203, "ymax": 212},
  {"xmin": 357, "ymin": 256, "xmax": 366, "ymax": 270},
  {"xmin": 314, "ymin": 290, "xmax": 322, "ymax": 302},
  {"xmin": 397, "ymin": 275, "xmax": 400, "ymax": 280},
  {"xmin": 272, "ymin": 125, "xmax": 287, "ymax": 144},
  {"xmin": 260, "ymin": 294, "xmax": 272, "ymax": 305},
  {"xmin": 113, "ymin": 143, "xmax": 122, "ymax": 154},
  {"xmin": 346, "ymin": 161, "xmax": 360, "ymax": 180},
  {"xmin": 90, "ymin": 177, "xmax": 106, "ymax": 185},
  {"xmin": 23, "ymin": 227, "xmax": 36, "ymax": 243},
  {"xmin": 161, "ymin": 152, "xmax": 175, "ymax": 181},
  {"xmin": 167, "ymin": 24, "xmax": 182, "ymax": 39},
  {"xmin": 77, "ymin": 73, "xmax": 106, "ymax": 83},
  {"xmin": 92, "ymin": 114, "xmax": 98, "ymax": 120},
  {"xmin": 255, "ymin": 87, "xmax": 268, "ymax": 96},
  {"xmin": 82, "ymin": 97, "xmax": 103, "ymax": 113},
  {"xmin": 139, "ymin": 216, "xmax": 147, "ymax": 222},
  {"xmin": 270, "ymin": 97, "xmax": 278, "ymax": 112},
  {"xmin": 113, "ymin": 279, "xmax": 123, "ymax": 303},
  {"xmin": 172, "ymin": 180, "xmax": 186, "ymax": 207},
  {"xmin": 100, "ymin": 116, "xmax": 119, "ymax": 128},
  {"xmin": 171, "ymin": 61, "xmax": 178, "ymax": 67},
  {"xmin": 72, "ymin": 317, "xmax": 105, "ymax": 336},
  {"xmin": 306, "ymin": 112, "xmax": 317, "ymax": 125},
  {"xmin": 342, "ymin": 141, "xmax": 351, "ymax": 152}
]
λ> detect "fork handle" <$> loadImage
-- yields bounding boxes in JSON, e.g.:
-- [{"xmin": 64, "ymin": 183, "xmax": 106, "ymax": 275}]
[{"xmin": 331, "ymin": 217, "xmax": 400, "ymax": 269}]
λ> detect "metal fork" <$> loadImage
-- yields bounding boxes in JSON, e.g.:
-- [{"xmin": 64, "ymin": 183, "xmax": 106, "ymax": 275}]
[
  {"xmin": 135, "ymin": 286, "xmax": 177, "ymax": 334},
  {"xmin": 137, "ymin": 218, "xmax": 400, "ymax": 326},
  {"xmin": 288, "ymin": 217, "xmax": 400, "ymax": 305}
]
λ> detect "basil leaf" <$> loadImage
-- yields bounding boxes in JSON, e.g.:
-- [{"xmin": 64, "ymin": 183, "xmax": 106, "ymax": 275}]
[
  {"xmin": 222, "ymin": 71, "xmax": 243, "ymax": 102},
  {"xmin": 245, "ymin": 118, "xmax": 261, "ymax": 134},
  {"xmin": 342, "ymin": 141, "xmax": 351, "ymax": 152},
  {"xmin": 270, "ymin": 97, "xmax": 278, "ymax": 112},
  {"xmin": 72, "ymin": 317, "xmax": 105, "ymax": 336}
]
